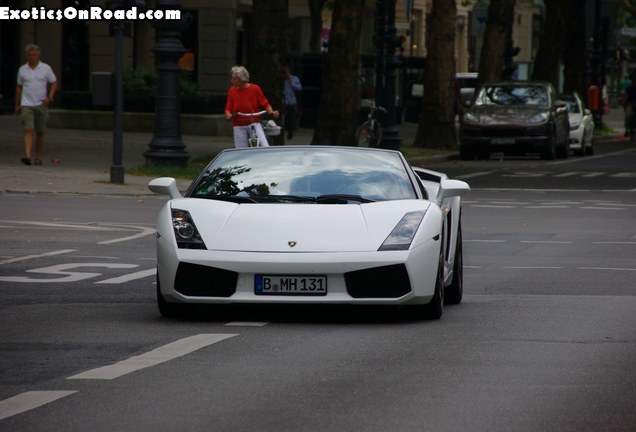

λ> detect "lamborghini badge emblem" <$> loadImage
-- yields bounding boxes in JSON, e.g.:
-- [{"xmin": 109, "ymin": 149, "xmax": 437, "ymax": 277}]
[{"xmin": 288, "ymin": 241, "xmax": 297, "ymax": 248}]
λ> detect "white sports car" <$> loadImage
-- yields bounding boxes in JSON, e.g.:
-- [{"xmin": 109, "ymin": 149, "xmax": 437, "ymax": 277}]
[{"xmin": 148, "ymin": 146, "xmax": 470, "ymax": 320}]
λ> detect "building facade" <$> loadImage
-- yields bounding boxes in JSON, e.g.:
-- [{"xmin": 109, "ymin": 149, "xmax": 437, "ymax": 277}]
[{"xmin": 0, "ymin": 0, "xmax": 546, "ymax": 112}]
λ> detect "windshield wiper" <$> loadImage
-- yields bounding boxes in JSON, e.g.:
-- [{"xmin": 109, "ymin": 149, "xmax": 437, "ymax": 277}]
[
  {"xmin": 315, "ymin": 194, "xmax": 375, "ymax": 203},
  {"xmin": 203, "ymin": 195, "xmax": 258, "ymax": 203}
]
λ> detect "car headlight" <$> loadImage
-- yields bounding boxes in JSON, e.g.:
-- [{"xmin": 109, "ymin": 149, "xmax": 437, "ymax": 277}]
[
  {"xmin": 570, "ymin": 121, "xmax": 580, "ymax": 131},
  {"xmin": 171, "ymin": 209, "xmax": 206, "ymax": 249},
  {"xmin": 379, "ymin": 210, "xmax": 426, "ymax": 251},
  {"xmin": 529, "ymin": 112, "xmax": 549, "ymax": 123},
  {"xmin": 462, "ymin": 111, "xmax": 479, "ymax": 123}
]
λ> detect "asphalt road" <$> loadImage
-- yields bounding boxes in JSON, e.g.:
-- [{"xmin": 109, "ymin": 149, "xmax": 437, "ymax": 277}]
[{"xmin": 0, "ymin": 141, "xmax": 635, "ymax": 431}]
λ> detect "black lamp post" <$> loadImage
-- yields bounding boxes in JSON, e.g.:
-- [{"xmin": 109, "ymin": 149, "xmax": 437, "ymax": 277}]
[
  {"xmin": 374, "ymin": 0, "xmax": 403, "ymax": 150},
  {"xmin": 143, "ymin": 0, "xmax": 189, "ymax": 167},
  {"xmin": 105, "ymin": 0, "xmax": 129, "ymax": 184}
]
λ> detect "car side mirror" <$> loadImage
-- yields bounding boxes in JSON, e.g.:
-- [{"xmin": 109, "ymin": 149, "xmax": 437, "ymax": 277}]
[
  {"xmin": 436, "ymin": 179, "xmax": 470, "ymax": 204},
  {"xmin": 555, "ymin": 100, "xmax": 567, "ymax": 110},
  {"xmin": 584, "ymin": 108, "xmax": 592, "ymax": 116},
  {"xmin": 148, "ymin": 177, "xmax": 182, "ymax": 199}
]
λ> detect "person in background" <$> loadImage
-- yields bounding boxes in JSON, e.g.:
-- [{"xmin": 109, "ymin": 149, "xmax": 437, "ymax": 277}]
[
  {"xmin": 15, "ymin": 43, "xmax": 57, "ymax": 166},
  {"xmin": 620, "ymin": 74, "xmax": 632, "ymax": 136},
  {"xmin": 623, "ymin": 76, "xmax": 636, "ymax": 137},
  {"xmin": 283, "ymin": 65, "xmax": 302, "ymax": 140},
  {"xmin": 224, "ymin": 65, "xmax": 279, "ymax": 148}
]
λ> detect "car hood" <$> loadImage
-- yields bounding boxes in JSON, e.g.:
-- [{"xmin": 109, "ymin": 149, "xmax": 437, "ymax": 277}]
[
  {"xmin": 464, "ymin": 105, "xmax": 549, "ymax": 125},
  {"xmin": 171, "ymin": 199, "xmax": 432, "ymax": 252}
]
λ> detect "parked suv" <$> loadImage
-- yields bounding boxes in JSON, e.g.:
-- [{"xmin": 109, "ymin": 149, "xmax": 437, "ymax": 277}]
[{"xmin": 459, "ymin": 81, "xmax": 570, "ymax": 160}]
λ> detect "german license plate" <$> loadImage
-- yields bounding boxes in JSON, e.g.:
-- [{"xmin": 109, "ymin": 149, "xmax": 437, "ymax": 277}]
[
  {"xmin": 491, "ymin": 137, "xmax": 515, "ymax": 144},
  {"xmin": 255, "ymin": 275, "xmax": 327, "ymax": 296}
]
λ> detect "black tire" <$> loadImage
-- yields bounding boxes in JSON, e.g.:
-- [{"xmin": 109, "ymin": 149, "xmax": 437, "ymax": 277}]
[
  {"xmin": 157, "ymin": 275, "xmax": 186, "ymax": 318},
  {"xmin": 422, "ymin": 245, "xmax": 445, "ymax": 320},
  {"xmin": 556, "ymin": 131, "xmax": 569, "ymax": 159},
  {"xmin": 444, "ymin": 222, "xmax": 463, "ymax": 305},
  {"xmin": 542, "ymin": 130, "xmax": 557, "ymax": 160},
  {"xmin": 583, "ymin": 128, "xmax": 594, "ymax": 156},
  {"xmin": 459, "ymin": 144, "xmax": 475, "ymax": 160}
]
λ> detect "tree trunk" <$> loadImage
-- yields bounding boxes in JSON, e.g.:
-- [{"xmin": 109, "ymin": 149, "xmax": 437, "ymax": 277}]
[
  {"xmin": 531, "ymin": 0, "xmax": 567, "ymax": 86},
  {"xmin": 308, "ymin": 0, "xmax": 327, "ymax": 52},
  {"xmin": 476, "ymin": 0, "xmax": 516, "ymax": 88},
  {"xmin": 562, "ymin": 0, "xmax": 586, "ymax": 98},
  {"xmin": 248, "ymin": 0, "xmax": 289, "ymax": 143},
  {"xmin": 311, "ymin": 0, "xmax": 365, "ymax": 145},
  {"xmin": 414, "ymin": 0, "xmax": 457, "ymax": 149}
]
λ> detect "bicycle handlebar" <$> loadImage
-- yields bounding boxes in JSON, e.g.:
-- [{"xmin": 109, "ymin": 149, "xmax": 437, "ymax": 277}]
[{"xmin": 235, "ymin": 110, "xmax": 268, "ymax": 117}]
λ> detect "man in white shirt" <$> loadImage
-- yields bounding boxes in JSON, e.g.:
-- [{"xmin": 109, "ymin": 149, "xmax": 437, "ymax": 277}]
[{"xmin": 15, "ymin": 44, "xmax": 58, "ymax": 166}]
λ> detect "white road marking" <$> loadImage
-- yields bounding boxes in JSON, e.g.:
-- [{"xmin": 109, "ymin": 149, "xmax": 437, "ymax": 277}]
[
  {"xmin": 67, "ymin": 334, "xmax": 237, "ymax": 380},
  {"xmin": 503, "ymin": 266, "xmax": 562, "ymax": 269},
  {"xmin": 96, "ymin": 268, "xmax": 156, "ymax": 284},
  {"xmin": 0, "ymin": 249, "xmax": 76, "ymax": 265},
  {"xmin": 520, "ymin": 241, "xmax": 572, "ymax": 244},
  {"xmin": 525, "ymin": 205, "xmax": 570, "ymax": 209},
  {"xmin": 456, "ymin": 171, "xmax": 493, "ymax": 179},
  {"xmin": 224, "ymin": 322, "xmax": 269, "ymax": 327},
  {"xmin": 0, "ymin": 220, "xmax": 111, "ymax": 231},
  {"xmin": 471, "ymin": 205, "xmax": 516, "ymax": 208},
  {"xmin": 98, "ymin": 224, "xmax": 156, "ymax": 245},
  {"xmin": 0, "ymin": 391, "xmax": 77, "ymax": 421},
  {"xmin": 593, "ymin": 241, "xmax": 636, "ymax": 245},
  {"xmin": 579, "ymin": 207, "xmax": 625, "ymax": 210},
  {"xmin": 578, "ymin": 267, "xmax": 636, "ymax": 272},
  {"xmin": 0, "ymin": 263, "xmax": 138, "ymax": 283}
]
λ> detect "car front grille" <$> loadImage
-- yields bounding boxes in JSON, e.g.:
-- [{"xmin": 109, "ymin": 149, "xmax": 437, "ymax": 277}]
[
  {"xmin": 345, "ymin": 264, "xmax": 412, "ymax": 298},
  {"xmin": 462, "ymin": 125, "xmax": 548, "ymax": 138},
  {"xmin": 174, "ymin": 262, "xmax": 237, "ymax": 297}
]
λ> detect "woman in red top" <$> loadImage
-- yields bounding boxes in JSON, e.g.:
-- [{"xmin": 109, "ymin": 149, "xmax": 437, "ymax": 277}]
[{"xmin": 224, "ymin": 66, "xmax": 279, "ymax": 148}]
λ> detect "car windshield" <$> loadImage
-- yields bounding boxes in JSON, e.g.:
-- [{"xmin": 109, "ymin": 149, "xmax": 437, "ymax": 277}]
[
  {"xmin": 475, "ymin": 85, "xmax": 548, "ymax": 107},
  {"xmin": 561, "ymin": 97, "xmax": 580, "ymax": 113},
  {"xmin": 188, "ymin": 147, "xmax": 418, "ymax": 203}
]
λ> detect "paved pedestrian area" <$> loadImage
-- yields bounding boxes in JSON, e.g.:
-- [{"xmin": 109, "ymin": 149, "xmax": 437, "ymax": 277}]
[{"xmin": 0, "ymin": 108, "xmax": 624, "ymax": 196}]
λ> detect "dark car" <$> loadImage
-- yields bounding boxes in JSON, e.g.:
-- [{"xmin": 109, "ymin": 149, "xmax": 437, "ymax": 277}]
[{"xmin": 459, "ymin": 81, "xmax": 570, "ymax": 160}]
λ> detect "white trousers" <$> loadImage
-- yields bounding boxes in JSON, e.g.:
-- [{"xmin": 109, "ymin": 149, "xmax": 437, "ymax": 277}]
[{"xmin": 233, "ymin": 123, "xmax": 270, "ymax": 148}]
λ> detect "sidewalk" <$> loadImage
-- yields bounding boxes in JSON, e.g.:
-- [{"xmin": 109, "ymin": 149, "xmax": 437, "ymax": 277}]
[
  {"xmin": 0, "ymin": 109, "xmax": 624, "ymax": 196},
  {"xmin": 0, "ymin": 114, "xmax": 420, "ymax": 195}
]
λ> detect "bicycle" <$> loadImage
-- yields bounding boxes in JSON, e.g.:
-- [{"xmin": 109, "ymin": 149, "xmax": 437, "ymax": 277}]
[
  {"xmin": 355, "ymin": 102, "xmax": 387, "ymax": 147},
  {"xmin": 235, "ymin": 111, "xmax": 281, "ymax": 147}
]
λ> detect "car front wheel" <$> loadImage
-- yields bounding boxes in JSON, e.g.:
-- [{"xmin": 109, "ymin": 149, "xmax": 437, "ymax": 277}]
[
  {"xmin": 542, "ymin": 129, "xmax": 557, "ymax": 160},
  {"xmin": 445, "ymin": 222, "xmax": 463, "ymax": 305},
  {"xmin": 421, "ymin": 245, "xmax": 445, "ymax": 320}
]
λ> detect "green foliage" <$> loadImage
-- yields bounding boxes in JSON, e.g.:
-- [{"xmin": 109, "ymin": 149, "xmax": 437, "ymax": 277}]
[
  {"xmin": 127, "ymin": 153, "xmax": 218, "ymax": 179},
  {"xmin": 61, "ymin": 68, "xmax": 225, "ymax": 114}
]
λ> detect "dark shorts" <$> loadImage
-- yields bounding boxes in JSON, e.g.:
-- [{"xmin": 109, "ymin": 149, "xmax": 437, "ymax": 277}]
[{"xmin": 20, "ymin": 105, "xmax": 49, "ymax": 133}]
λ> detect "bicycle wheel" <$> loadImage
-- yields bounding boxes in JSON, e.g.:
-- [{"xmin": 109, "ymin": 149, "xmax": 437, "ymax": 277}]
[
  {"xmin": 355, "ymin": 121, "xmax": 372, "ymax": 147},
  {"xmin": 372, "ymin": 122, "xmax": 383, "ymax": 148},
  {"xmin": 356, "ymin": 121, "xmax": 382, "ymax": 147},
  {"xmin": 248, "ymin": 126, "xmax": 259, "ymax": 147}
]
